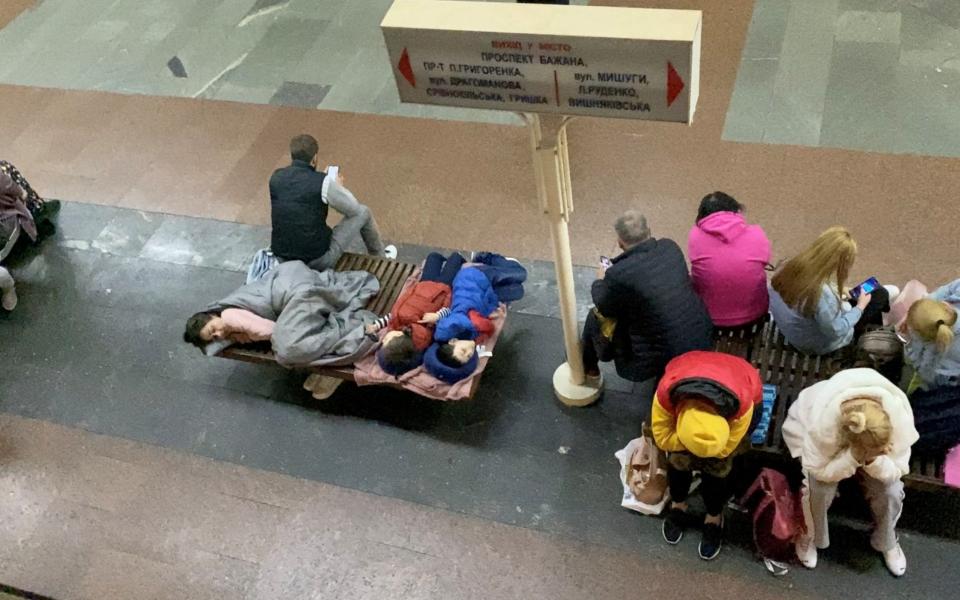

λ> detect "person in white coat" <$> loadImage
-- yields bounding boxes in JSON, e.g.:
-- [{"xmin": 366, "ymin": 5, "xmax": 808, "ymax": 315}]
[{"xmin": 782, "ymin": 368, "xmax": 919, "ymax": 577}]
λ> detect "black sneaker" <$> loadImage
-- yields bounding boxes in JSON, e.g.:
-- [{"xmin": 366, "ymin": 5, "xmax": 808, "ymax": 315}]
[
  {"xmin": 662, "ymin": 508, "xmax": 686, "ymax": 544},
  {"xmin": 698, "ymin": 520, "xmax": 723, "ymax": 560}
]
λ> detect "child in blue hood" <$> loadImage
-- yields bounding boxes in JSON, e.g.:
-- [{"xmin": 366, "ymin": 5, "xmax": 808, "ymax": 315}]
[{"xmin": 425, "ymin": 267, "xmax": 501, "ymax": 383}]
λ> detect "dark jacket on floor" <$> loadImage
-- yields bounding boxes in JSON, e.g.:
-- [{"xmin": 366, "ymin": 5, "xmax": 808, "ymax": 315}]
[{"xmin": 592, "ymin": 238, "xmax": 713, "ymax": 381}]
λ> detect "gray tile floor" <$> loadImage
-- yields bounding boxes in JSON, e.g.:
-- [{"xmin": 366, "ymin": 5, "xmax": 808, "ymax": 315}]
[
  {"xmin": 0, "ymin": 0, "xmax": 602, "ymax": 125},
  {"xmin": 724, "ymin": 0, "xmax": 960, "ymax": 158},
  {"xmin": 42, "ymin": 201, "xmax": 629, "ymax": 386},
  {"xmin": 3, "ymin": 203, "xmax": 960, "ymax": 597}
]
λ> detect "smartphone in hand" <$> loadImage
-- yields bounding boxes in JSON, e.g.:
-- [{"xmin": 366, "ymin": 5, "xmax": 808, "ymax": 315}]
[
  {"xmin": 849, "ymin": 276, "xmax": 879, "ymax": 301},
  {"xmin": 600, "ymin": 256, "xmax": 613, "ymax": 269}
]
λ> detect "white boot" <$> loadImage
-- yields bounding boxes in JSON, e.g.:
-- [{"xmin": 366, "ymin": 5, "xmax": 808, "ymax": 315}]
[
  {"xmin": 0, "ymin": 267, "xmax": 17, "ymax": 311},
  {"xmin": 882, "ymin": 544, "xmax": 906, "ymax": 577},
  {"xmin": 795, "ymin": 535, "xmax": 818, "ymax": 569}
]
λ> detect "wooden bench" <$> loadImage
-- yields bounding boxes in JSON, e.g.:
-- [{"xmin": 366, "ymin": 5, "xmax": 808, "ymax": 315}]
[
  {"xmin": 713, "ymin": 318, "xmax": 954, "ymax": 492},
  {"xmin": 218, "ymin": 252, "xmax": 482, "ymax": 399}
]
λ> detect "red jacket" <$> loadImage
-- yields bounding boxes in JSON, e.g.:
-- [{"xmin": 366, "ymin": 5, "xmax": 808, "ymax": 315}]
[
  {"xmin": 389, "ymin": 281, "xmax": 452, "ymax": 350},
  {"xmin": 655, "ymin": 351, "xmax": 762, "ymax": 420}
]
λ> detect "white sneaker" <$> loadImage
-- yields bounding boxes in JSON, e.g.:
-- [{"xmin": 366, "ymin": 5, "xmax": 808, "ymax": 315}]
[
  {"xmin": 1, "ymin": 286, "xmax": 16, "ymax": 311},
  {"xmin": 884, "ymin": 284, "xmax": 901, "ymax": 303},
  {"xmin": 0, "ymin": 266, "xmax": 17, "ymax": 311},
  {"xmin": 882, "ymin": 544, "xmax": 906, "ymax": 577},
  {"xmin": 795, "ymin": 536, "xmax": 818, "ymax": 569}
]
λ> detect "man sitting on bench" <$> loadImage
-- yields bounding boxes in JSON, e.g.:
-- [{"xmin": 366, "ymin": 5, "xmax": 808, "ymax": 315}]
[{"xmin": 270, "ymin": 134, "xmax": 397, "ymax": 272}]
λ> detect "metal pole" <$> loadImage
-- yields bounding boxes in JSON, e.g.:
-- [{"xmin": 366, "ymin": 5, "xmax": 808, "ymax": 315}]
[{"xmin": 525, "ymin": 113, "xmax": 602, "ymax": 407}]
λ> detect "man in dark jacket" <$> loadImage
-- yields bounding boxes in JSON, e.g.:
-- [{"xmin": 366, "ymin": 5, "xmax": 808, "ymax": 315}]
[
  {"xmin": 582, "ymin": 210, "xmax": 713, "ymax": 384},
  {"xmin": 269, "ymin": 134, "xmax": 395, "ymax": 271}
]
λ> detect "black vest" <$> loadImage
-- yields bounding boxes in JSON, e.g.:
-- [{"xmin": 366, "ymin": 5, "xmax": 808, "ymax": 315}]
[{"xmin": 269, "ymin": 161, "xmax": 332, "ymax": 262}]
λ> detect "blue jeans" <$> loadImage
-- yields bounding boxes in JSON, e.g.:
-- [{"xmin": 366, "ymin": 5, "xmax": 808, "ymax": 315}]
[{"xmin": 421, "ymin": 252, "xmax": 465, "ymax": 286}]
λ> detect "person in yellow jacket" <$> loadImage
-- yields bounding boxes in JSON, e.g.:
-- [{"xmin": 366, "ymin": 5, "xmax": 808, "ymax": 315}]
[{"xmin": 650, "ymin": 351, "xmax": 762, "ymax": 560}]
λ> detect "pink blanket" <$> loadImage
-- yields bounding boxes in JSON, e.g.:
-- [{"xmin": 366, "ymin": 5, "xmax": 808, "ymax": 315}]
[{"xmin": 352, "ymin": 271, "xmax": 508, "ymax": 401}]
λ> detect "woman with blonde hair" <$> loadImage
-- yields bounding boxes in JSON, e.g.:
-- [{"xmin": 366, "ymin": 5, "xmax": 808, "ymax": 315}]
[
  {"xmin": 905, "ymin": 280, "xmax": 960, "ymax": 389},
  {"xmin": 783, "ymin": 368, "xmax": 918, "ymax": 576},
  {"xmin": 768, "ymin": 226, "xmax": 891, "ymax": 355}
]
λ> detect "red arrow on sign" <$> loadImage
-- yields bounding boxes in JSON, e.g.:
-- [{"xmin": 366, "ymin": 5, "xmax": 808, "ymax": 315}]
[
  {"xmin": 398, "ymin": 48, "xmax": 416, "ymax": 88},
  {"xmin": 667, "ymin": 62, "xmax": 684, "ymax": 107}
]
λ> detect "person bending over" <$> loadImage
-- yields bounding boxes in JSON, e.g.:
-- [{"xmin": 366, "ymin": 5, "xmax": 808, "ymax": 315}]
[
  {"xmin": 368, "ymin": 252, "xmax": 466, "ymax": 375},
  {"xmin": 904, "ymin": 279, "xmax": 960, "ymax": 390},
  {"xmin": 652, "ymin": 351, "xmax": 762, "ymax": 561},
  {"xmin": 783, "ymin": 368, "xmax": 918, "ymax": 576},
  {"xmin": 269, "ymin": 134, "xmax": 396, "ymax": 272},
  {"xmin": 423, "ymin": 266, "xmax": 500, "ymax": 383}
]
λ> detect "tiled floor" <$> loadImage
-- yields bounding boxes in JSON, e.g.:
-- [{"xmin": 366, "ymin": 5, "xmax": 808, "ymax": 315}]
[
  {"xmin": 0, "ymin": 0, "xmax": 542, "ymax": 125},
  {"xmin": 3, "ymin": 202, "xmax": 960, "ymax": 599},
  {"xmin": 2, "ymin": 2, "xmax": 959, "ymax": 289},
  {"xmin": 2, "ymin": 1, "xmax": 960, "ymax": 597},
  {"xmin": 724, "ymin": 0, "xmax": 960, "ymax": 157},
  {"xmin": 2, "ymin": 413, "xmax": 895, "ymax": 600}
]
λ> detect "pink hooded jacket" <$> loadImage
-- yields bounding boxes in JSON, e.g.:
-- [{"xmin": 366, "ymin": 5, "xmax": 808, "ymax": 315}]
[{"xmin": 688, "ymin": 212, "xmax": 771, "ymax": 327}]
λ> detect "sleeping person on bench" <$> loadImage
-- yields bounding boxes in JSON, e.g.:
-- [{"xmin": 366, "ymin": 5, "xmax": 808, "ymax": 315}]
[
  {"xmin": 183, "ymin": 260, "xmax": 380, "ymax": 368},
  {"xmin": 366, "ymin": 251, "xmax": 466, "ymax": 376},
  {"xmin": 423, "ymin": 265, "xmax": 502, "ymax": 384},
  {"xmin": 369, "ymin": 251, "xmax": 524, "ymax": 382}
]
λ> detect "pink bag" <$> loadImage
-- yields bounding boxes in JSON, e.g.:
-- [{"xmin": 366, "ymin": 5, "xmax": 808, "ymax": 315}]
[
  {"xmin": 739, "ymin": 468, "xmax": 805, "ymax": 562},
  {"xmin": 884, "ymin": 280, "xmax": 928, "ymax": 329}
]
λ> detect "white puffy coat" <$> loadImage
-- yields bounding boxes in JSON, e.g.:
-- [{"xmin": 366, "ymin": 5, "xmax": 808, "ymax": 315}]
[{"xmin": 782, "ymin": 368, "xmax": 919, "ymax": 483}]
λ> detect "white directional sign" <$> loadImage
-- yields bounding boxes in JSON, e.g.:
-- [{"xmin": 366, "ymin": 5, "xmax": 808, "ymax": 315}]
[{"xmin": 381, "ymin": 0, "xmax": 701, "ymax": 123}]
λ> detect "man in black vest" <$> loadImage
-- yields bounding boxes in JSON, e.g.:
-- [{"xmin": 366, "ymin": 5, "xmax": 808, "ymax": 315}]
[{"xmin": 269, "ymin": 134, "xmax": 395, "ymax": 271}]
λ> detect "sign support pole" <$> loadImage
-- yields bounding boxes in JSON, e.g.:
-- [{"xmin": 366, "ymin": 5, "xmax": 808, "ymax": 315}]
[{"xmin": 526, "ymin": 112, "xmax": 602, "ymax": 407}]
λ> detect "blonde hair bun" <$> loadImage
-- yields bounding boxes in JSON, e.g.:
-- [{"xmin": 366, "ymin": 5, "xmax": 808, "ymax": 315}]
[{"xmin": 845, "ymin": 411, "xmax": 867, "ymax": 434}]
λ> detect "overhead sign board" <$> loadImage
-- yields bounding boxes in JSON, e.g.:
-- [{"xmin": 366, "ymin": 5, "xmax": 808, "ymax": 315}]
[{"xmin": 381, "ymin": 0, "xmax": 701, "ymax": 123}]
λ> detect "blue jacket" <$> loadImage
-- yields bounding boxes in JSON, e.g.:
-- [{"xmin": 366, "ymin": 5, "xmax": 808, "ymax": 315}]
[
  {"xmin": 906, "ymin": 278, "xmax": 960, "ymax": 388},
  {"xmin": 434, "ymin": 268, "xmax": 500, "ymax": 342},
  {"xmin": 769, "ymin": 283, "xmax": 859, "ymax": 355}
]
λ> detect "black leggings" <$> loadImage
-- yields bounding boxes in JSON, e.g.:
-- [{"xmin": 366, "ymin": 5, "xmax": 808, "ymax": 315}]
[
  {"xmin": 853, "ymin": 284, "xmax": 890, "ymax": 338},
  {"xmin": 668, "ymin": 467, "xmax": 730, "ymax": 517}
]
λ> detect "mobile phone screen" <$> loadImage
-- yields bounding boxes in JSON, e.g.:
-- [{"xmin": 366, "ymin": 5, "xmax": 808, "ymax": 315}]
[{"xmin": 850, "ymin": 277, "xmax": 879, "ymax": 301}]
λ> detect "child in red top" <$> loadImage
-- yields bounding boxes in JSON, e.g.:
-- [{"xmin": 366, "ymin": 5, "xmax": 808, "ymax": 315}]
[{"xmin": 368, "ymin": 252, "xmax": 466, "ymax": 375}]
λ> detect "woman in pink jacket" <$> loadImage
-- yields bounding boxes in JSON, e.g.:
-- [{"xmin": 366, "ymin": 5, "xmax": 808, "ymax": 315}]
[{"xmin": 688, "ymin": 192, "xmax": 772, "ymax": 327}]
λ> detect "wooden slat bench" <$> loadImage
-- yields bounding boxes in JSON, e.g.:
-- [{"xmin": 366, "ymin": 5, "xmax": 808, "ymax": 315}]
[{"xmin": 713, "ymin": 318, "xmax": 955, "ymax": 492}]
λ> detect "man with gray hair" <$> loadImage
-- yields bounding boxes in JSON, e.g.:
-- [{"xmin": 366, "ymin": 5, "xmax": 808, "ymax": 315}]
[{"xmin": 582, "ymin": 210, "xmax": 713, "ymax": 390}]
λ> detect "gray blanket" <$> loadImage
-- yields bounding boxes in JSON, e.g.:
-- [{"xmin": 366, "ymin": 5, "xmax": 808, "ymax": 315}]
[{"xmin": 209, "ymin": 261, "xmax": 380, "ymax": 368}]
